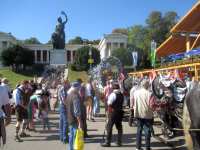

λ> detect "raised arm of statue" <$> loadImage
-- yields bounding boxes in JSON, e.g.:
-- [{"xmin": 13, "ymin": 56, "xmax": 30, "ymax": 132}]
[{"xmin": 61, "ymin": 11, "xmax": 68, "ymax": 24}]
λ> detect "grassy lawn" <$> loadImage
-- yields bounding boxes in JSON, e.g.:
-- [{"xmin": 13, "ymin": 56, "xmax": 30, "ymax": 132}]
[
  {"xmin": 0, "ymin": 67, "xmax": 89, "ymax": 89},
  {"xmin": 68, "ymin": 68, "xmax": 89, "ymax": 83},
  {"xmin": 0, "ymin": 68, "xmax": 36, "ymax": 89}
]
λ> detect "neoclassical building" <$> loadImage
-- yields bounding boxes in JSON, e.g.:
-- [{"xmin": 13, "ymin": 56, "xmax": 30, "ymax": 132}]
[
  {"xmin": 0, "ymin": 32, "xmax": 17, "ymax": 54},
  {"xmin": 22, "ymin": 44, "xmax": 85, "ymax": 64},
  {"xmin": 0, "ymin": 31, "xmax": 128, "ymax": 65},
  {"xmin": 98, "ymin": 33, "xmax": 128, "ymax": 59}
]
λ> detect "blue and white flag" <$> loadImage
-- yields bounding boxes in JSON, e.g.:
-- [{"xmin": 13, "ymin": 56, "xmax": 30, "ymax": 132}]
[{"xmin": 132, "ymin": 51, "xmax": 138, "ymax": 68}]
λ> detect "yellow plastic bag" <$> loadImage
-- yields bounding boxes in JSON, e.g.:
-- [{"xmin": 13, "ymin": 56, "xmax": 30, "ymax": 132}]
[{"xmin": 74, "ymin": 129, "xmax": 84, "ymax": 150}]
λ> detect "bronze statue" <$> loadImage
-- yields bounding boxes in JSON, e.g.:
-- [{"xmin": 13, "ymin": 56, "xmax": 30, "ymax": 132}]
[{"xmin": 52, "ymin": 11, "xmax": 68, "ymax": 49}]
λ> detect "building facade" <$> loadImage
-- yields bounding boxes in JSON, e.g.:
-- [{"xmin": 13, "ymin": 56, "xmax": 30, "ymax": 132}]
[
  {"xmin": 23, "ymin": 44, "xmax": 86, "ymax": 64},
  {"xmin": 98, "ymin": 33, "xmax": 128, "ymax": 59},
  {"xmin": 0, "ymin": 32, "xmax": 17, "ymax": 54},
  {"xmin": 0, "ymin": 31, "xmax": 127, "ymax": 65}
]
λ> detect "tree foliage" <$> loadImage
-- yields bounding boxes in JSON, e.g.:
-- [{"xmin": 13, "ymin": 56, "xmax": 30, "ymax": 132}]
[
  {"xmin": 68, "ymin": 36, "xmax": 100, "ymax": 45},
  {"xmin": 1, "ymin": 45, "xmax": 34, "ymax": 71},
  {"xmin": 127, "ymin": 11, "xmax": 178, "ymax": 68},
  {"xmin": 68, "ymin": 36, "xmax": 84, "ymax": 44},
  {"xmin": 111, "ymin": 48, "xmax": 132, "ymax": 66},
  {"xmin": 112, "ymin": 28, "xmax": 128, "ymax": 35},
  {"xmin": 72, "ymin": 46, "xmax": 100, "ymax": 71},
  {"xmin": 24, "ymin": 37, "xmax": 41, "ymax": 44},
  {"xmin": 46, "ymin": 40, "xmax": 52, "ymax": 44}
]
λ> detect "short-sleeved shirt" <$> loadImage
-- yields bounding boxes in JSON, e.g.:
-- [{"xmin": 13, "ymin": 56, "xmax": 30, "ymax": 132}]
[
  {"xmin": 13, "ymin": 86, "xmax": 24, "ymax": 106},
  {"xmin": 58, "ymin": 85, "xmax": 68, "ymax": 104},
  {"xmin": 85, "ymin": 83, "xmax": 92, "ymax": 97},
  {"xmin": 107, "ymin": 92, "xmax": 116, "ymax": 106},
  {"xmin": 0, "ymin": 85, "xmax": 10, "ymax": 117},
  {"xmin": 129, "ymin": 86, "xmax": 138, "ymax": 109}
]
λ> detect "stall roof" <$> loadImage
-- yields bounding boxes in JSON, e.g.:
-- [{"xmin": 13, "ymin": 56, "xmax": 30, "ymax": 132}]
[
  {"xmin": 129, "ymin": 62, "xmax": 200, "ymax": 76},
  {"xmin": 171, "ymin": 1, "xmax": 200, "ymax": 33},
  {"xmin": 156, "ymin": 35, "xmax": 197, "ymax": 58}
]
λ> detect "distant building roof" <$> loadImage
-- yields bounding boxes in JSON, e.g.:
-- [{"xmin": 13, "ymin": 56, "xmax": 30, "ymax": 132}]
[{"xmin": 0, "ymin": 31, "xmax": 17, "ymax": 41}]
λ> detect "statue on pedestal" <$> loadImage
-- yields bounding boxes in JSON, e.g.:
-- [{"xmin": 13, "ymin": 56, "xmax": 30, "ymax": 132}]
[{"xmin": 51, "ymin": 11, "xmax": 68, "ymax": 49}]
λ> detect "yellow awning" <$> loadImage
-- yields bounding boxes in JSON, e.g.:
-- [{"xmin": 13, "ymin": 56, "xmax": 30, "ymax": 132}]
[
  {"xmin": 156, "ymin": 35, "xmax": 197, "ymax": 58},
  {"xmin": 171, "ymin": 1, "xmax": 200, "ymax": 33}
]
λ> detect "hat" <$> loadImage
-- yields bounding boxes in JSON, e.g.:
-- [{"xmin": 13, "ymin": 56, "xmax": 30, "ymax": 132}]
[
  {"xmin": 2, "ymin": 78, "xmax": 8, "ymax": 83},
  {"xmin": 71, "ymin": 82, "xmax": 81, "ymax": 88}
]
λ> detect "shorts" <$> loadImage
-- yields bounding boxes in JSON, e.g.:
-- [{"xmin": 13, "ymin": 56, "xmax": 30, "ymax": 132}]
[
  {"xmin": 84, "ymin": 96, "xmax": 93, "ymax": 107},
  {"xmin": 15, "ymin": 105, "xmax": 28, "ymax": 122}
]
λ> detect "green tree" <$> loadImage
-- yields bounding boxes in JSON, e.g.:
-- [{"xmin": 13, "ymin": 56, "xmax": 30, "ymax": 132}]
[
  {"xmin": 112, "ymin": 28, "xmax": 128, "ymax": 35},
  {"xmin": 146, "ymin": 11, "xmax": 178, "ymax": 45},
  {"xmin": 68, "ymin": 36, "xmax": 84, "ymax": 44},
  {"xmin": 163, "ymin": 11, "xmax": 179, "ymax": 38},
  {"xmin": 127, "ymin": 11, "xmax": 178, "ymax": 68},
  {"xmin": 111, "ymin": 48, "xmax": 132, "ymax": 66},
  {"xmin": 1, "ymin": 45, "xmax": 34, "ymax": 71},
  {"xmin": 68, "ymin": 36, "xmax": 100, "ymax": 45},
  {"xmin": 128, "ymin": 25, "xmax": 150, "ymax": 52},
  {"xmin": 24, "ymin": 37, "xmax": 41, "ymax": 44},
  {"xmin": 73, "ymin": 46, "xmax": 100, "ymax": 71},
  {"xmin": 1, "ymin": 47, "xmax": 16, "ymax": 67},
  {"xmin": 46, "ymin": 40, "xmax": 52, "ymax": 44}
]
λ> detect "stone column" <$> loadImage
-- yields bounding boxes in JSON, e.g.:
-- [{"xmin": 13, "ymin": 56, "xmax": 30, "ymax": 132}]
[
  {"xmin": 71, "ymin": 51, "xmax": 73, "ymax": 63},
  {"xmin": 109, "ymin": 43, "xmax": 114, "ymax": 57},
  {"xmin": 41, "ymin": 50, "xmax": 43, "ymax": 63},
  {"xmin": 47, "ymin": 50, "xmax": 49, "ymax": 63},
  {"xmin": 34, "ymin": 51, "xmax": 37, "ymax": 64}
]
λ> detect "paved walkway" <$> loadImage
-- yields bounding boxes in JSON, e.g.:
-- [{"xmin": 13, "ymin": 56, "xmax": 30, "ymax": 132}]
[{"xmin": 5, "ymin": 109, "xmax": 187, "ymax": 150}]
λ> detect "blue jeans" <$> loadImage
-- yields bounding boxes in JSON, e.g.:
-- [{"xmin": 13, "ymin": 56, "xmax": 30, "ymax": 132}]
[
  {"xmin": 93, "ymin": 96, "xmax": 100, "ymax": 115},
  {"xmin": 69, "ymin": 124, "xmax": 77, "ymax": 150},
  {"xmin": 59, "ymin": 104, "xmax": 68, "ymax": 142},
  {"xmin": 43, "ymin": 117, "xmax": 50, "ymax": 129},
  {"xmin": 136, "ymin": 118, "xmax": 153, "ymax": 150}
]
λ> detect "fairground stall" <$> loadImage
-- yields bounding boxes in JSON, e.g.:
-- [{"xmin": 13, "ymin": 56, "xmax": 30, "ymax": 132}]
[
  {"xmin": 129, "ymin": 1, "xmax": 200, "ymax": 80},
  {"xmin": 129, "ymin": 2, "xmax": 200, "ymax": 149}
]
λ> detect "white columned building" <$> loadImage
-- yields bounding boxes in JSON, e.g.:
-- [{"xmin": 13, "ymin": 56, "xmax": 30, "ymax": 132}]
[
  {"xmin": 98, "ymin": 33, "xmax": 128, "ymax": 59},
  {"xmin": 0, "ymin": 31, "xmax": 129, "ymax": 66}
]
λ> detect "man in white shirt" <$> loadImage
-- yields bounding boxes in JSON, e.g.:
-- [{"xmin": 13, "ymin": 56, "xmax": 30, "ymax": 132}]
[
  {"xmin": 0, "ymin": 84, "xmax": 11, "ymax": 145},
  {"xmin": 128, "ymin": 82, "xmax": 139, "ymax": 126},
  {"xmin": 134, "ymin": 79, "xmax": 154, "ymax": 150},
  {"xmin": 13, "ymin": 80, "xmax": 29, "ymax": 142},
  {"xmin": 1, "ymin": 78, "xmax": 11, "ymax": 99},
  {"xmin": 85, "ymin": 80, "xmax": 94, "ymax": 121},
  {"xmin": 101, "ymin": 82, "xmax": 124, "ymax": 147}
]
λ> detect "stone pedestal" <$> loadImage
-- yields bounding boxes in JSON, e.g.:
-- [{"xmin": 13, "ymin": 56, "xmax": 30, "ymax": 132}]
[{"xmin": 50, "ymin": 49, "xmax": 67, "ymax": 65}]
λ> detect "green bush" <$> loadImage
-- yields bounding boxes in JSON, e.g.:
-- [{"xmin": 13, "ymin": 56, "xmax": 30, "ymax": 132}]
[
  {"xmin": 73, "ymin": 46, "xmax": 100, "ymax": 71},
  {"xmin": 70, "ymin": 64, "xmax": 77, "ymax": 71}
]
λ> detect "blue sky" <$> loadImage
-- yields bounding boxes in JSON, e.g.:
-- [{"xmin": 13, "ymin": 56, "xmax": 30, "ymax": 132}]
[{"xmin": 0, "ymin": 0, "xmax": 197, "ymax": 43}]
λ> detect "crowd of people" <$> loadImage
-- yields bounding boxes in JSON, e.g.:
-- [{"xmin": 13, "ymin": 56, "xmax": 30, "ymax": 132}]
[
  {"xmin": 0, "ymin": 71, "xmax": 194, "ymax": 150},
  {"xmin": 0, "ymin": 77, "xmax": 102, "ymax": 149}
]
